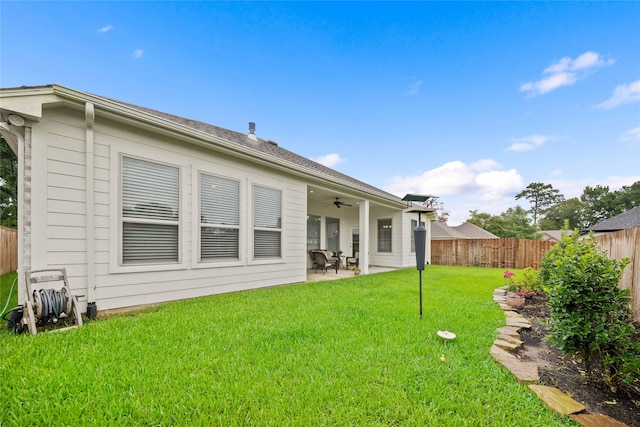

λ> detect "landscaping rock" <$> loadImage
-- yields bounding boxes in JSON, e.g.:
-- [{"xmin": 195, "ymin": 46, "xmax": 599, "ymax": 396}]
[
  {"xmin": 569, "ymin": 413, "xmax": 629, "ymax": 427},
  {"xmin": 496, "ymin": 326, "xmax": 521, "ymax": 337},
  {"xmin": 493, "ymin": 338, "xmax": 520, "ymax": 351},
  {"xmin": 528, "ymin": 384, "xmax": 586, "ymax": 415},
  {"xmin": 496, "ymin": 334, "xmax": 523, "ymax": 347},
  {"xmin": 490, "ymin": 345, "xmax": 539, "ymax": 384}
]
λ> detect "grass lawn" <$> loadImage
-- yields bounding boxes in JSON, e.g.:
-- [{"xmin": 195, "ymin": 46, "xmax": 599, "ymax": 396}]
[{"xmin": 0, "ymin": 266, "xmax": 576, "ymax": 426}]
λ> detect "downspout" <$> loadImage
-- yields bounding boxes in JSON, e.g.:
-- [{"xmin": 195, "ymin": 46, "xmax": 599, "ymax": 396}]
[
  {"xmin": 85, "ymin": 103, "xmax": 97, "ymax": 318},
  {"xmin": 0, "ymin": 119, "xmax": 26, "ymax": 304}
]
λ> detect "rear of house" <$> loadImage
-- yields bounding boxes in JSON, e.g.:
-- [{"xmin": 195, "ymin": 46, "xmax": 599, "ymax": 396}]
[{"xmin": 1, "ymin": 84, "xmax": 435, "ymax": 314}]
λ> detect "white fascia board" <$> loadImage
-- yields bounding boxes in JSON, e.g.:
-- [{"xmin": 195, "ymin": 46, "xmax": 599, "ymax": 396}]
[{"xmin": 0, "ymin": 86, "xmax": 60, "ymax": 120}]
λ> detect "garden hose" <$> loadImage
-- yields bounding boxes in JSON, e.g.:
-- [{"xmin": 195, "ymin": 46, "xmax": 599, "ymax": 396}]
[
  {"xmin": 1, "ymin": 276, "xmax": 23, "ymax": 333},
  {"xmin": 0, "ymin": 275, "xmax": 20, "ymax": 318},
  {"xmin": 35, "ymin": 288, "xmax": 70, "ymax": 324}
]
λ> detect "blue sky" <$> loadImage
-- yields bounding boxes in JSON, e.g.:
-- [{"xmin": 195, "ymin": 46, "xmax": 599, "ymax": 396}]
[{"xmin": 2, "ymin": 1, "xmax": 639, "ymax": 225}]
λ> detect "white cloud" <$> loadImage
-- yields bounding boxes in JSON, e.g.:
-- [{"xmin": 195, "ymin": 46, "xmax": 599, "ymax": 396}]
[
  {"xmin": 507, "ymin": 134, "xmax": 555, "ymax": 152},
  {"xmin": 132, "ymin": 49, "xmax": 144, "ymax": 59},
  {"xmin": 384, "ymin": 160, "xmax": 524, "ymax": 224},
  {"xmin": 620, "ymin": 126, "xmax": 640, "ymax": 142},
  {"xmin": 406, "ymin": 79, "xmax": 423, "ymax": 95},
  {"xmin": 520, "ymin": 51, "xmax": 614, "ymax": 97},
  {"xmin": 98, "ymin": 24, "xmax": 114, "ymax": 33},
  {"xmin": 595, "ymin": 80, "xmax": 640, "ymax": 110},
  {"xmin": 313, "ymin": 153, "xmax": 345, "ymax": 168}
]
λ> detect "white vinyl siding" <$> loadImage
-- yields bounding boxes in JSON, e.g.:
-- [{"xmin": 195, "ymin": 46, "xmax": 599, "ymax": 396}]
[
  {"xmin": 377, "ymin": 218, "xmax": 392, "ymax": 253},
  {"xmin": 253, "ymin": 185, "xmax": 282, "ymax": 259},
  {"xmin": 121, "ymin": 156, "xmax": 180, "ymax": 264},
  {"xmin": 200, "ymin": 173, "xmax": 240, "ymax": 261}
]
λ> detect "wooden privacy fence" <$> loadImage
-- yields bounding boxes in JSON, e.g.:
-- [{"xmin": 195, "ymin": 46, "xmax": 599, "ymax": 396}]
[
  {"xmin": 593, "ymin": 226, "xmax": 639, "ymax": 322},
  {"xmin": 431, "ymin": 238, "xmax": 556, "ymax": 270},
  {"xmin": 1, "ymin": 226, "xmax": 18, "ymax": 275}
]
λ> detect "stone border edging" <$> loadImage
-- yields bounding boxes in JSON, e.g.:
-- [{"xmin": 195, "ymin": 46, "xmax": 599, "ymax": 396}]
[{"xmin": 491, "ymin": 287, "xmax": 629, "ymax": 427}]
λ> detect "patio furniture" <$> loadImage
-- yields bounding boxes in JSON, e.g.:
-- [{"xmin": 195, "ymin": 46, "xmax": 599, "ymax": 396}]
[
  {"xmin": 311, "ymin": 250, "xmax": 340, "ymax": 274},
  {"xmin": 346, "ymin": 252, "xmax": 359, "ymax": 268}
]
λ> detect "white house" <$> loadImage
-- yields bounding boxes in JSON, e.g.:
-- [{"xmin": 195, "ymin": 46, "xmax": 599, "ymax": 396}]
[{"xmin": 0, "ymin": 84, "xmax": 435, "ymax": 315}]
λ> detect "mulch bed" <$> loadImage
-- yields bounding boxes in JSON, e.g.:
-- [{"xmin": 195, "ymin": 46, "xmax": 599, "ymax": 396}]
[{"xmin": 516, "ymin": 293, "xmax": 640, "ymax": 427}]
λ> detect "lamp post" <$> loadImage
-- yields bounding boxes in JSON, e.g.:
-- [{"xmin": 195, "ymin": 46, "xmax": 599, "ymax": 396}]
[{"xmin": 402, "ymin": 194, "xmax": 436, "ymax": 320}]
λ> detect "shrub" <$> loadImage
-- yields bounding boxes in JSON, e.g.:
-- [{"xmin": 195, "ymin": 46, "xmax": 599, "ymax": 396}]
[
  {"xmin": 540, "ymin": 231, "xmax": 639, "ymax": 391},
  {"xmin": 503, "ymin": 268, "xmax": 543, "ymax": 296}
]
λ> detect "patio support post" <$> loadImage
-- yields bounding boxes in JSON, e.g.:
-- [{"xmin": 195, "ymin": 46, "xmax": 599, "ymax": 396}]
[{"xmin": 359, "ymin": 200, "xmax": 369, "ymax": 274}]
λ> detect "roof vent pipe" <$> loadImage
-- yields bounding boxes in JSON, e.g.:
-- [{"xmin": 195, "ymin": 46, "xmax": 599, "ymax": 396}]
[{"xmin": 248, "ymin": 122, "xmax": 257, "ymax": 141}]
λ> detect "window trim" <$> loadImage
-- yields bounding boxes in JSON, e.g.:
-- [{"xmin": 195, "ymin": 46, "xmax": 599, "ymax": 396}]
[
  {"xmin": 196, "ymin": 171, "xmax": 243, "ymax": 267},
  {"xmin": 109, "ymin": 148, "xmax": 188, "ymax": 274},
  {"xmin": 377, "ymin": 217, "xmax": 393, "ymax": 253},
  {"xmin": 250, "ymin": 183, "xmax": 284, "ymax": 264}
]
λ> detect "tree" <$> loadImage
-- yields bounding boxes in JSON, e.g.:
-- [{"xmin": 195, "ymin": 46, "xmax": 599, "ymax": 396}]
[
  {"xmin": 467, "ymin": 210, "xmax": 493, "ymax": 229},
  {"xmin": 466, "ymin": 206, "xmax": 538, "ymax": 239},
  {"xmin": 580, "ymin": 185, "xmax": 622, "ymax": 227},
  {"xmin": 432, "ymin": 200, "xmax": 449, "ymax": 223},
  {"xmin": 515, "ymin": 182, "xmax": 564, "ymax": 226},
  {"xmin": 538, "ymin": 198, "xmax": 587, "ymax": 230},
  {"xmin": 614, "ymin": 181, "xmax": 640, "ymax": 210},
  {"xmin": 497, "ymin": 206, "xmax": 539, "ymax": 239},
  {"xmin": 0, "ymin": 137, "xmax": 18, "ymax": 228}
]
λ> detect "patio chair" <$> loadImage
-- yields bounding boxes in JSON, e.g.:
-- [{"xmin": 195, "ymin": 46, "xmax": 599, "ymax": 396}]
[
  {"xmin": 346, "ymin": 252, "xmax": 359, "ymax": 269},
  {"xmin": 311, "ymin": 250, "xmax": 340, "ymax": 274}
]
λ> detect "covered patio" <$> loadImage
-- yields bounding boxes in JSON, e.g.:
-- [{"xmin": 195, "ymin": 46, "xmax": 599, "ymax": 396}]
[{"xmin": 306, "ymin": 265, "xmax": 397, "ymax": 282}]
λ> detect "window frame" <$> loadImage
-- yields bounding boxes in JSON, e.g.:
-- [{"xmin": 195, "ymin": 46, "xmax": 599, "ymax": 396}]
[
  {"xmin": 110, "ymin": 149, "xmax": 188, "ymax": 274},
  {"xmin": 198, "ymin": 171, "xmax": 242, "ymax": 264},
  {"xmin": 377, "ymin": 218, "xmax": 393, "ymax": 253},
  {"xmin": 251, "ymin": 183, "xmax": 283, "ymax": 262}
]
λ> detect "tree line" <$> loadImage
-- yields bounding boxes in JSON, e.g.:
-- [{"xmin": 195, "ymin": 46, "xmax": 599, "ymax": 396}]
[{"xmin": 466, "ymin": 181, "xmax": 640, "ymax": 239}]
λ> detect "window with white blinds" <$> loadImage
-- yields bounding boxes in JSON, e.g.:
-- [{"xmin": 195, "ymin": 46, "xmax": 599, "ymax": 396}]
[
  {"xmin": 200, "ymin": 173, "xmax": 240, "ymax": 261},
  {"xmin": 377, "ymin": 218, "xmax": 392, "ymax": 253},
  {"xmin": 253, "ymin": 185, "xmax": 282, "ymax": 259},
  {"xmin": 121, "ymin": 156, "xmax": 180, "ymax": 264}
]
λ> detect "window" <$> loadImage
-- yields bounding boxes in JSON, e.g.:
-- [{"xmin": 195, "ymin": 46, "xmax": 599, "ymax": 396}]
[
  {"xmin": 410, "ymin": 219, "xmax": 426, "ymax": 253},
  {"xmin": 377, "ymin": 218, "xmax": 392, "ymax": 253},
  {"xmin": 253, "ymin": 185, "xmax": 282, "ymax": 258},
  {"xmin": 326, "ymin": 217, "xmax": 340, "ymax": 253},
  {"xmin": 121, "ymin": 156, "xmax": 179, "ymax": 264},
  {"xmin": 200, "ymin": 173, "xmax": 240, "ymax": 261},
  {"xmin": 307, "ymin": 215, "xmax": 321, "ymax": 252}
]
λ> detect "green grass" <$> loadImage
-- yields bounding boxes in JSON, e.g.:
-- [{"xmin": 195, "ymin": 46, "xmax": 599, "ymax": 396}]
[
  {"xmin": 0, "ymin": 266, "xmax": 576, "ymax": 426},
  {"xmin": 0, "ymin": 271, "xmax": 18, "ymax": 318}
]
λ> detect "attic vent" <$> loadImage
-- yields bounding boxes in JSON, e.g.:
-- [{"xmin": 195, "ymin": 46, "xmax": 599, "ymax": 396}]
[
  {"xmin": 267, "ymin": 140, "xmax": 278, "ymax": 146},
  {"xmin": 248, "ymin": 122, "xmax": 257, "ymax": 141}
]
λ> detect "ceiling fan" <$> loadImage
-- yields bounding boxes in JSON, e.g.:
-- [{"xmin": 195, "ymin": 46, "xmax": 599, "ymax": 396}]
[{"xmin": 333, "ymin": 198, "xmax": 353, "ymax": 208}]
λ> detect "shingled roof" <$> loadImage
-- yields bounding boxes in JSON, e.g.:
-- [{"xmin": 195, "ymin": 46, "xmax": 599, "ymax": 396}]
[
  {"xmin": 107, "ymin": 92, "xmax": 400, "ymax": 206},
  {"xmin": 2, "ymin": 84, "xmax": 404, "ymax": 206},
  {"xmin": 583, "ymin": 205, "xmax": 640, "ymax": 233},
  {"xmin": 95, "ymin": 88, "xmax": 403, "ymax": 205},
  {"xmin": 431, "ymin": 221, "xmax": 499, "ymax": 239}
]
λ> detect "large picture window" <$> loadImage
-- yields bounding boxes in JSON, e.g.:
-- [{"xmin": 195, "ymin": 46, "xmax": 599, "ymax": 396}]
[
  {"xmin": 326, "ymin": 217, "xmax": 340, "ymax": 253},
  {"xmin": 307, "ymin": 215, "xmax": 321, "ymax": 252},
  {"xmin": 122, "ymin": 156, "xmax": 179, "ymax": 264},
  {"xmin": 200, "ymin": 173, "xmax": 240, "ymax": 261},
  {"xmin": 377, "ymin": 218, "xmax": 392, "ymax": 253},
  {"xmin": 253, "ymin": 185, "xmax": 282, "ymax": 259}
]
